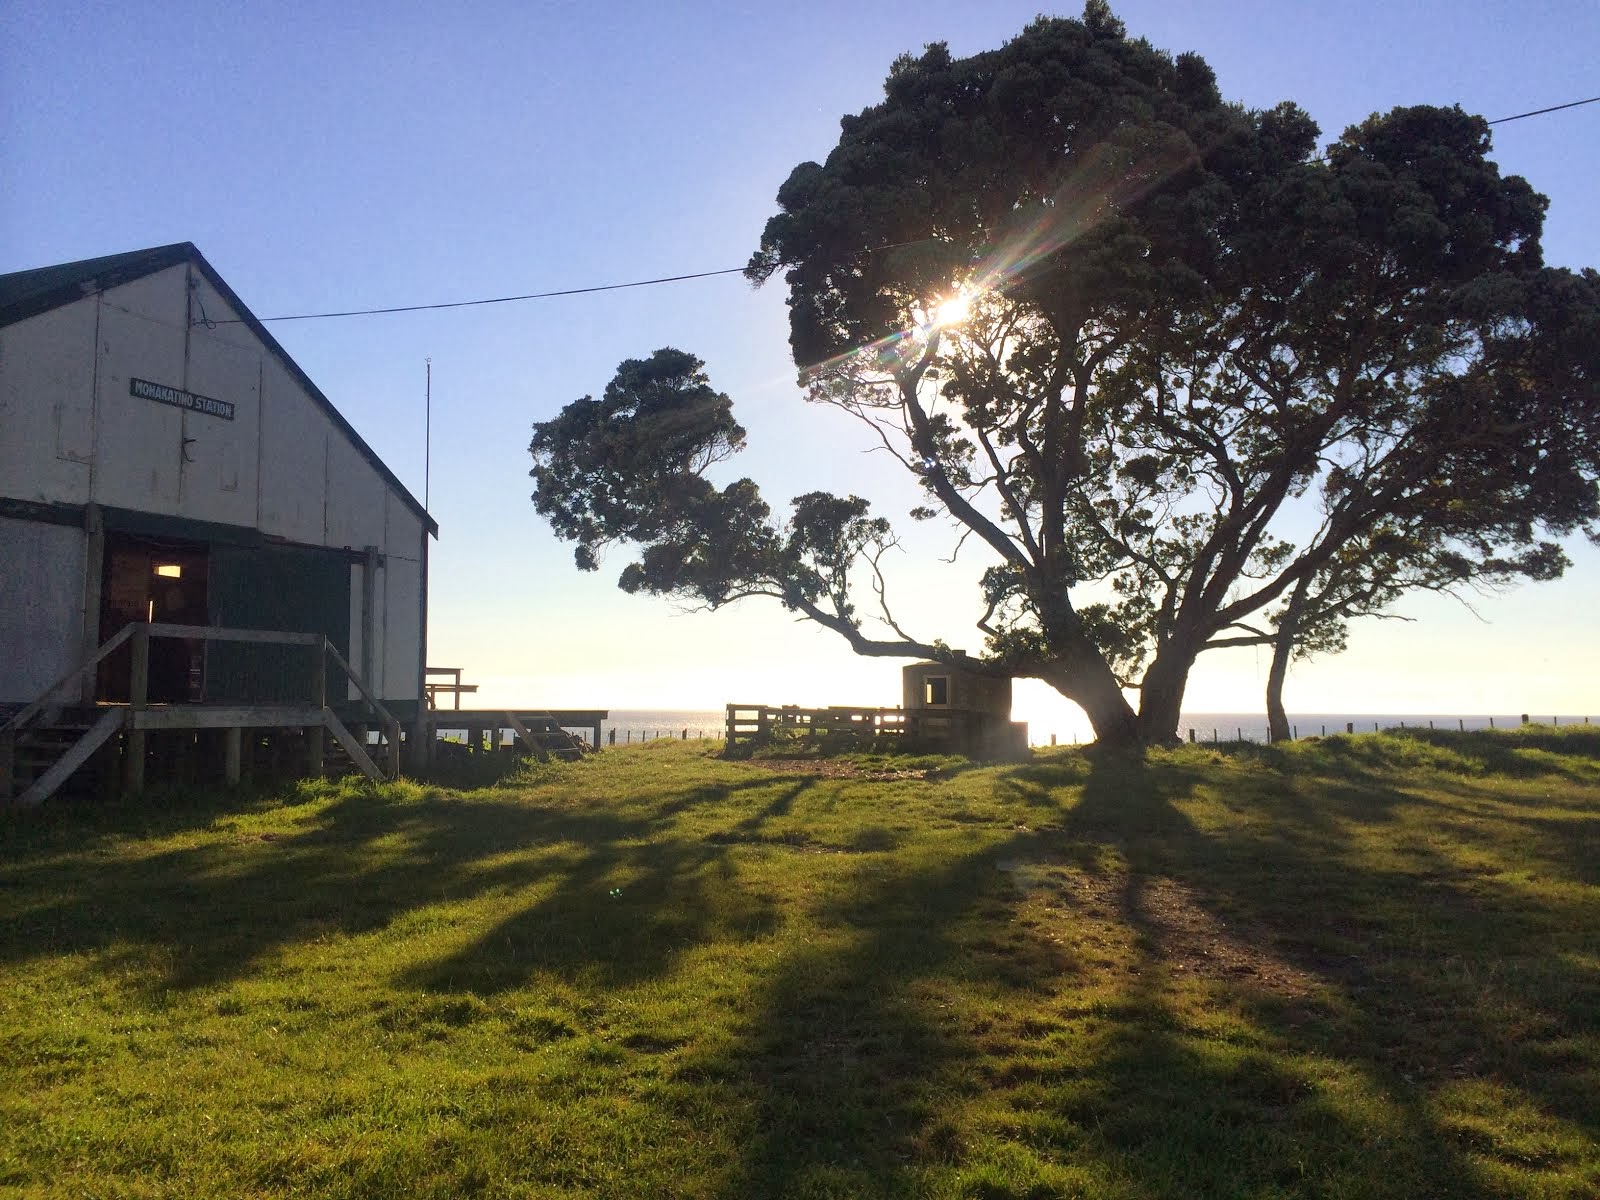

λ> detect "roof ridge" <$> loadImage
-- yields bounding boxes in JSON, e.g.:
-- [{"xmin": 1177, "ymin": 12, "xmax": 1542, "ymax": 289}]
[{"xmin": 0, "ymin": 242, "xmax": 436, "ymax": 536}]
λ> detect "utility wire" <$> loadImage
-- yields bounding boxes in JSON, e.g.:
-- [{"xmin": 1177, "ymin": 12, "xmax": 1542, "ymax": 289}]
[
  {"xmin": 1488, "ymin": 95, "xmax": 1598, "ymax": 124},
  {"xmin": 230, "ymin": 93, "xmax": 1598, "ymax": 326},
  {"xmin": 238, "ymin": 265, "xmax": 749, "ymax": 323}
]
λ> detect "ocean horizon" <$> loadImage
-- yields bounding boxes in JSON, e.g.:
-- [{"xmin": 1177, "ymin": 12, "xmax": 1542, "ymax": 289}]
[{"xmin": 579, "ymin": 708, "xmax": 1594, "ymax": 747}]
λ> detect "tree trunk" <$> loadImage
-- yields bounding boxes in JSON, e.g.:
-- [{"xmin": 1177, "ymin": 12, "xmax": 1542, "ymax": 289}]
[
  {"xmin": 1136, "ymin": 645, "xmax": 1197, "ymax": 745},
  {"xmin": 1038, "ymin": 652, "xmax": 1139, "ymax": 748},
  {"xmin": 1265, "ymin": 637, "xmax": 1293, "ymax": 743},
  {"xmin": 1265, "ymin": 577, "xmax": 1310, "ymax": 743}
]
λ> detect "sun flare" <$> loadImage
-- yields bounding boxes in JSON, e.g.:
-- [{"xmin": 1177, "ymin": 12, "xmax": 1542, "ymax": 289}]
[{"xmin": 932, "ymin": 290, "xmax": 973, "ymax": 328}]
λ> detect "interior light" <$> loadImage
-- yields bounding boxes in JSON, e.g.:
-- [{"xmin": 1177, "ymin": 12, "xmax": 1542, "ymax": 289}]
[{"xmin": 154, "ymin": 563, "xmax": 182, "ymax": 578}]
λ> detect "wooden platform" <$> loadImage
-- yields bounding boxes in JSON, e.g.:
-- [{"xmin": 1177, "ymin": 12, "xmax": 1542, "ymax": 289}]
[{"xmin": 421, "ymin": 709, "xmax": 607, "ymax": 754}]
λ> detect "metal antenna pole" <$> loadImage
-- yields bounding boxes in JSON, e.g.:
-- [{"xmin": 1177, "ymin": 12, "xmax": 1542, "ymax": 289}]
[{"xmin": 424, "ymin": 358, "xmax": 432, "ymax": 511}]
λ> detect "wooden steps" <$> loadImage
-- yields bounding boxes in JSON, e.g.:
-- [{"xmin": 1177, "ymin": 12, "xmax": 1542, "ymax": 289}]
[{"xmin": 2, "ymin": 706, "xmax": 118, "ymax": 805}]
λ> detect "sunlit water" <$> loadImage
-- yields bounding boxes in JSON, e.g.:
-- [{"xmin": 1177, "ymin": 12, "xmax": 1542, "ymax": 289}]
[{"xmin": 593, "ymin": 709, "xmax": 1591, "ymax": 747}]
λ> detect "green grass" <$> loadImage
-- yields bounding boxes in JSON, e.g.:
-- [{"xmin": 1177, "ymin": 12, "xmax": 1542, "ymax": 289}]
[{"xmin": 2, "ymin": 727, "xmax": 1598, "ymax": 1198}]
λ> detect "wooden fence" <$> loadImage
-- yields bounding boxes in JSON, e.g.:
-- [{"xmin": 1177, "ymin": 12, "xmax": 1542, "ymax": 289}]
[{"xmin": 724, "ymin": 704, "xmax": 977, "ymax": 749}]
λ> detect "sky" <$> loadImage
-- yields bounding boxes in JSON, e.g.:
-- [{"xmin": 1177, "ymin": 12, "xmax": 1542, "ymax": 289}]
[{"xmin": 4, "ymin": 0, "xmax": 1597, "ymax": 736}]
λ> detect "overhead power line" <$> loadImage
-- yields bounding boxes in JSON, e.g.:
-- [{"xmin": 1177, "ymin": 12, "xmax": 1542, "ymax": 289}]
[
  {"xmin": 229, "ymin": 93, "xmax": 1597, "ymax": 326},
  {"xmin": 1488, "ymin": 95, "xmax": 1598, "ymax": 124},
  {"xmin": 240, "ymin": 265, "xmax": 749, "ymax": 323}
]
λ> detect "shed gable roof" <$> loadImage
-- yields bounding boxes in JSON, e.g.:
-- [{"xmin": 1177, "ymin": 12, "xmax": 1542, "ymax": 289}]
[{"xmin": 0, "ymin": 243, "xmax": 437, "ymax": 537}]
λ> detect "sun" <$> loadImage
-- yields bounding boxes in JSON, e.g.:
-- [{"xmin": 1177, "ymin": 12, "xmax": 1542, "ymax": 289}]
[{"xmin": 931, "ymin": 289, "xmax": 973, "ymax": 328}]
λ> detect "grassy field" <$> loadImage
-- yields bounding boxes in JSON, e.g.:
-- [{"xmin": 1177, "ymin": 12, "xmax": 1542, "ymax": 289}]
[{"xmin": 2, "ymin": 728, "xmax": 1598, "ymax": 1198}]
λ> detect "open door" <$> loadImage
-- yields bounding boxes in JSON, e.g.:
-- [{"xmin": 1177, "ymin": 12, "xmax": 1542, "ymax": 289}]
[{"xmin": 97, "ymin": 534, "xmax": 209, "ymax": 702}]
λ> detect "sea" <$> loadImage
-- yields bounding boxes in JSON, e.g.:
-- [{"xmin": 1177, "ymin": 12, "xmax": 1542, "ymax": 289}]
[{"xmin": 593, "ymin": 708, "xmax": 1592, "ymax": 747}]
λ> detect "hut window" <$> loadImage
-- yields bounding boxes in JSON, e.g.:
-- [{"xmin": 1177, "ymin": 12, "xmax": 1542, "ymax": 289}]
[
  {"xmin": 154, "ymin": 563, "xmax": 183, "ymax": 578},
  {"xmin": 924, "ymin": 675, "xmax": 950, "ymax": 706}
]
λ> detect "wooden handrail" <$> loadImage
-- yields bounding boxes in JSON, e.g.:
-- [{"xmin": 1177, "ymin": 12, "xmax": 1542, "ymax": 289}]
[
  {"xmin": 323, "ymin": 641, "xmax": 403, "ymax": 775},
  {"xmin": 144, "ymin": 622, "xmax": 322, "ymax": 646},
  {"xmin": 5, "ymin": 621, "xmax": 411, "ymax": 799},
  {"xmin": 0, "ymin": 623, "xmax": 135, "ymax": 738},
  {"xmin": 323, "ymin": 642, "xmax": 397, "ymax": 729}
]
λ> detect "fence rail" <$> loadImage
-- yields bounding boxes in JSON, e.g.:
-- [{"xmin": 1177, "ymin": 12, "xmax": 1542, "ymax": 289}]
[{"xmin": 724, "ymin": 703, "xmax": 983, "ymax": 748}]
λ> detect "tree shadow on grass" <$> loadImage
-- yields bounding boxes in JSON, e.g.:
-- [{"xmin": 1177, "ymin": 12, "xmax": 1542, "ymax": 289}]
[
  {"xmin": 696, "ymin": 741, "xmax": 1595, "ymax": 1197},
  {"xmin": 1062, "ymin": 742, "xmax": 1600, "ymax": 1193},
  {"xmin": 690, "ymin": 749, "xmax": 1396, "ymax": 1196},
  {"xmin": 0, "ymin": 773, "xmax": 791, "ymax": 996},
  {"xmin": 699, "ymin": 825, "xmax": 1072, "ymax": 1198},
  {"xmin": 397, "ymin": 780, "xmax": 816, "ymax": 995}
]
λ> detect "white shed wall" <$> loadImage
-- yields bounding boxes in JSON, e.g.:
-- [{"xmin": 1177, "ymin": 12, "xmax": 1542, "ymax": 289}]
[
  {"xmin": 0, "ymin": 301, "xmax": 97, "ymax": 504},
  {"xmin": 0, "ymin": 256, "xmax": 432, "ymax": 706},
  {"xmin": 0, "ymin": 517, "xmax": 86, "ymax": 704}
]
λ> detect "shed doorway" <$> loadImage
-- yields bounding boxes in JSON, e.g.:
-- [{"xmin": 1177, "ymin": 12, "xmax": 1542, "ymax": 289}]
[{"xmin": 97, "ymin": 534, "xmax": 209, "ymax": 703}]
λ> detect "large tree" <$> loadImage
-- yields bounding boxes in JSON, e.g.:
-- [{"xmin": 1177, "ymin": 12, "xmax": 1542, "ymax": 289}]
[{"xmin": 531, "ymin": 5, "xmax": 1600, "ymax": 746}]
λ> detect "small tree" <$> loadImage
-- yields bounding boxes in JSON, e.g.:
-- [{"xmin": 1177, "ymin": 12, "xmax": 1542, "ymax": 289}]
[{"xmin": 531, "ymin": 6, "xmax": 1599, "ymax": 746}]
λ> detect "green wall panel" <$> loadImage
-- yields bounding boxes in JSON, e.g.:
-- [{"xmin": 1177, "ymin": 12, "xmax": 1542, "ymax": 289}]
[{"xmin": 207, "ymin": 544, "xmax": 350, "ymax": 704}]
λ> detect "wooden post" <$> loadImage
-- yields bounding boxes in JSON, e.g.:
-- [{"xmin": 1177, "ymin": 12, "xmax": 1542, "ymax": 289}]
[
  {"xmin": 307, "ymin": 636, "xmax": 327, "ymax": 778},
  {"xmin": 224, "ymin": 727, "xmax": 242, "ymax": 786},
  {"xmin": 125, "ymin": 624, "xmax": 150, "ymax": 795}
]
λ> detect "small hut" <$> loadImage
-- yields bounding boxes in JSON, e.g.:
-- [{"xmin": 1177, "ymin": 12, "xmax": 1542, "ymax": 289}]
[{"xmin": 901, "ymin": 662, "xmax": 1028, "ymax": 759}]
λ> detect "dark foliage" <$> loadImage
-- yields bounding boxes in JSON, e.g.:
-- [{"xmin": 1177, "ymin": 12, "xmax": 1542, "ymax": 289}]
[{"xmin": 532, "ymin": 4, "xmax": 1600, "ymax": 746}]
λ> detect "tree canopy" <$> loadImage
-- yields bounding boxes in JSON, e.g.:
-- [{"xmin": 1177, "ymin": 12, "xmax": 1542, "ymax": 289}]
[{"xmin": 531, "ymin": 4, "xmax": 1600, "ymax": 746}]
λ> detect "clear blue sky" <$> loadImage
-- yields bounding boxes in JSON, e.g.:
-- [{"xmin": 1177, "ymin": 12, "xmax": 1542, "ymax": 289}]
[{"xmin": 5, "ymin": 1, "xmax": 1596, "ymax": 731}]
